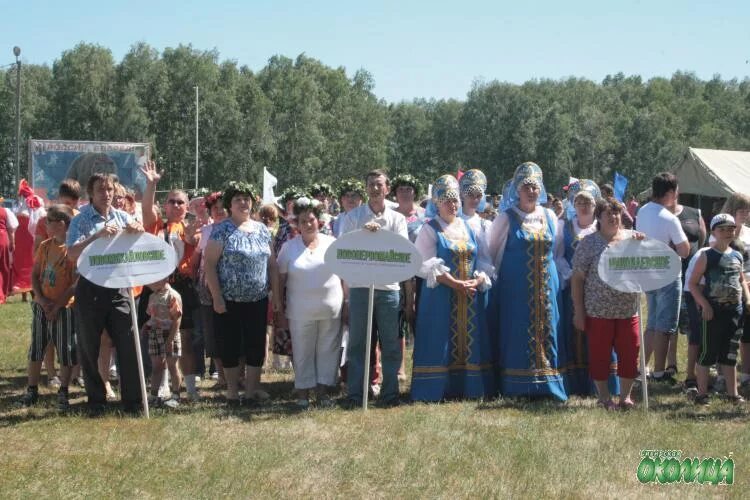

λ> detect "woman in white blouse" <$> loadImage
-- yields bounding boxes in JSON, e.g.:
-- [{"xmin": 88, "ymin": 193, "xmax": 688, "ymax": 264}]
[
  {"xmin": 410, "ymin": 175, "xmax": 495, "ymax": 401},
  {"xmin": 275, "ymin": 197, "xmax": 345, "ymax": 408}
]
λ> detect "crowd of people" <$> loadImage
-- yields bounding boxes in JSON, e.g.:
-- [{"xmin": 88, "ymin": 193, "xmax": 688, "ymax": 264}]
[{"xmin": 2, "ymin": 160, "xmax": 749, "ymax": 415}]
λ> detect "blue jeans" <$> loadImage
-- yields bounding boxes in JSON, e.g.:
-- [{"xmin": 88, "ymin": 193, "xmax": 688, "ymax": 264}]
[
  {"xmin": 646, "ymin": 277, "xmax": 682, "ymax": 335},
  {"xmin": 347, "ymin": 288, "xmax": 401, "ymax": 402}
]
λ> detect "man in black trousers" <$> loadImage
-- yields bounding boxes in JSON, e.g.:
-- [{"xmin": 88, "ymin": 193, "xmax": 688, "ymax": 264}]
[{"xmin": 66, "ymin": 172, "xmax": 144, "ymax": 415}]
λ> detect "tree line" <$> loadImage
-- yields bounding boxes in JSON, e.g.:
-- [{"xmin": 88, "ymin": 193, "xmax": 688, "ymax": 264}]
[{"xmin": 1, "ymin": 42, "xmax": 749, "ymax": 198}]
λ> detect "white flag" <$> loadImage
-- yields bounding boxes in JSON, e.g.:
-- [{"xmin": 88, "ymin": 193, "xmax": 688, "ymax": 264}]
[{"xmin": 263, "ymin": 167, "xmax": 278, "ymax": 204}]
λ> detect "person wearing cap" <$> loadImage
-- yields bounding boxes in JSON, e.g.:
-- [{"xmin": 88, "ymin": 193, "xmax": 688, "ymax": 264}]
[
  {"xmin": 635, "ymin": 173, "xmax": 690, "ymax": 385},
  {"xmin": 557, "ymin": 180, "xmax": 619, "ymax": 397},
  {"xmin": 720, "ymin": 193, "xmax": 750, "ymax": 391},
  {"xmin": 688, "ymin": 213, "xmax": 749, "ymax": 406},
  {"xmin": 411, "ymin": 175, "xmax": 494, "ymax": 401},
  {"xmin": 488, "ymin": 162, "xmax": 567, "ymax": 401}
]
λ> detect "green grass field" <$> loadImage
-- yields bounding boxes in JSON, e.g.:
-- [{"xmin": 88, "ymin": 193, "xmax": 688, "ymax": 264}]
[{"xmin": 1, "ymin": 294, "xmax": 748, "ymax": 499}]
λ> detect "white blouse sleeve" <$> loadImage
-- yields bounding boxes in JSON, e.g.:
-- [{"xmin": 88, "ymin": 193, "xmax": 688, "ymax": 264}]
[
  {"xmin": 415, "ymin": 221, "xmax": 449, "ymax": 288},
  {"xmin": 4, "ymin": 209, "xmax": 18, "ymax": 230},
  {"xmin": 554, "ymin": 218, "xmax": 572, "ymax": 289},
  {"xmin": 488, "ymin": 211, "xmax": 510, "ymax": 278}
]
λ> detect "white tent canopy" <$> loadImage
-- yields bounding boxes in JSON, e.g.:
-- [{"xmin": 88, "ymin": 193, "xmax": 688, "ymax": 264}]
[{"xmin": 672, "ymin": 147, "xmax": 750, "ymax": 198}]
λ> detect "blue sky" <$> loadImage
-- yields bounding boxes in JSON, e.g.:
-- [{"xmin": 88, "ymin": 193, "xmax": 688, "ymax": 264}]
[{"xmin": 1, "ymin": 0, "xmax": 748, "ymax": 102}]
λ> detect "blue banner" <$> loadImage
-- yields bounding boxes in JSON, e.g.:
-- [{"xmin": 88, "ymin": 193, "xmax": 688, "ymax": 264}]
[{"xmin": 614, "ymin": 171, "xmax": 628, "ymax": 202}]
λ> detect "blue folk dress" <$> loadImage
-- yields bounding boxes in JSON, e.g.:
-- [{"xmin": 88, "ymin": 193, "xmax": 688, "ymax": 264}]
[
  {"xmin": 494, "ymin": 208, "xmax": 567, "ymax": 400},
  {"xmin": 560, "ymin": 219, "xmax": 620, "ymax": 396},
  {"xmin": 411, "ymin": 219, "xmax": 495, "ymax": 401}
]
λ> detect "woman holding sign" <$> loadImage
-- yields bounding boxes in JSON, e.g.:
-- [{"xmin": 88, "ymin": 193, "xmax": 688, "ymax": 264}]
[
  {"xmin": 571, "ymin": 197, "xmax": 642, "ymax": 410},
  {"xmin": 411, "ymin": 175, "xmax": 495, "ymax": 401},
  {"xmin": 488, "ymin": 162, "xmax": 566, "ymax": 401},
  {"xmin": 204, "ymin": 182, "xmax": 277, "ymax": 406}
]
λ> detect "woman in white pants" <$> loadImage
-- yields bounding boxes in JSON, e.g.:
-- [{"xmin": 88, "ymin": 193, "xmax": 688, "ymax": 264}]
[{"xmin": 275, "ymin": 197, "xmax": 345, "ymax": 408}]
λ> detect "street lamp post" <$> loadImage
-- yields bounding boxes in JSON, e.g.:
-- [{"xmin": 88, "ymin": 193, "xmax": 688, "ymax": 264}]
[{"xmin": 13, "ymin": 46, "xmax": 21, "ymax": 189}]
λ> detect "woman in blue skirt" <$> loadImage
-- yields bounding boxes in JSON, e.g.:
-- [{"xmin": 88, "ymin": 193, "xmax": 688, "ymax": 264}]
[
  {"xmin": 488, "ymin": 162, "xmax": 567, "ymax": 401},
  {"xmin": 410, "ymin": 175, "xmax": 495, "ymax": 401}
]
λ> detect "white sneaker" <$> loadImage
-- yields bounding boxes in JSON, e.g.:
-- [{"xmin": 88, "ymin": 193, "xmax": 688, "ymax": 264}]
[
  {"xmin": 164, "ymin": 394, "xmax": 180, "ymax": 408},
  {"xmin": 210, "ymin": 372, "xmax": 219, "ymax": 380},
  {"xmin": 370, "ymin": 384, "xmax": 381, "ymax": 398},
  {"xmin": 48, "ymin": 376, "xmax": 62, "ymax": 388}
]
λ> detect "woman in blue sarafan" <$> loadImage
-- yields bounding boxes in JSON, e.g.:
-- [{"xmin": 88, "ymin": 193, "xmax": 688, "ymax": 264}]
[
  {"xmin": 555, "ymin": 179, "xmax": 619, "ymax": 397},
  {"xmin": 410, "ymin": 175, "xmax": 495, "ymax": 401},
  {"xmin": 488, "ymin": 162, "xmax": 567, "ymax": 401}
]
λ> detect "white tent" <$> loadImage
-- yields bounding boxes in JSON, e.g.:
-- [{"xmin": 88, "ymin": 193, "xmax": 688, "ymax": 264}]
[{"xmin": 672, "ymin": 147, "xmax": 750, "ymax": 197}]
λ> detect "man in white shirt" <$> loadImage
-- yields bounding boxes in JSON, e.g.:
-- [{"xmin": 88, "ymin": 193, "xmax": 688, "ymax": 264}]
[
  {"xmin": 636, "ymin": 173, "xmax": 690, "ymax": 383},
  {"xmin": 340, "ymin": 170, "xmax": 413, "ymax": 406}
]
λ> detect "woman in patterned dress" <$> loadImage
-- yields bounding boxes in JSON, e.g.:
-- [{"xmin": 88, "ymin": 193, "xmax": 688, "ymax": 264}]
[{"xmin": 488, "ymin": 162, "xmax": 567, "ymax": 401}]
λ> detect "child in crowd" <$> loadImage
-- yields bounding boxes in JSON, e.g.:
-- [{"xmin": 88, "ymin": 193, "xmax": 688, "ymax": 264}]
[
  {"xmin": 688, "ymin": 213, "xmax": 749, "ymax": 405},
  {"xmin": 143, "ymin": 277, "xmax": 183, "ymax": 408},
  {"xmin": 20, "ymin": 205, "xmax": 78, "ymax": 410}
]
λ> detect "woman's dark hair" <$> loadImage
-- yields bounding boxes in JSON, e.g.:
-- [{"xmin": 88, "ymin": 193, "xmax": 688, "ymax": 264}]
[
  {"xmin": 58, "ymin": 178, "xmax": 81, "ymax": 200},
  {"xmin": 222, "ymin": 181, "xmax": 258, "ymax": 212},
  {"xmin": 391, "ymin": 174, "xmax": 420, "ymax": 198},
  {"xmin": 594, "ymin": 196, "xmax": 624, "ymax": 230},
  {"xmin": 600, "ymin": 183, "xmax": 614, "ymax": 198},
  {"xmin": 651, "ymin": 172, "xmax": 678, "ymax": 199}
]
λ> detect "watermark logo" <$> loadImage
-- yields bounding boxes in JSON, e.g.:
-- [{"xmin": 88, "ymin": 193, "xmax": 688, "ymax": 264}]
[{"xmin": 637, "ymin": 450, "xmax": 734, "ymax": 485}]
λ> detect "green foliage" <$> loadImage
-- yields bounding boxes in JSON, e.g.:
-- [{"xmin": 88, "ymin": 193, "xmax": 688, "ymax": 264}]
[{"xmin": 1, "ymin": 44, "xmax": 750, "ymax": 200}]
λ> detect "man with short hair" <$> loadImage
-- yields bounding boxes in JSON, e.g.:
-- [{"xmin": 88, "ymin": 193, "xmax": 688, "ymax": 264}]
[
  {"xmin": 636, "ymin": 173, "xmax": 690, "ymax": 383},
  {"xmin": 66, "ymin": 173, "xmax": 144, "ymax": 415},
  {"xmin": 340, "ymin": 170, "xmax": 413, "ymax": 406}
]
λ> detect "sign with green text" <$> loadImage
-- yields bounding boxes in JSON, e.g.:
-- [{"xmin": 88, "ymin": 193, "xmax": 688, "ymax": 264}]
[
  {"xmin": 78, "ymin": 232, "xmax": 177, "ymax": 288},
  {"xmin": 325, "ymin": 229, "xmax": 422, "ymax": 286},
  {"xmin": 598, "ymin": 238, "xmax": 682, "ymax": 293}
]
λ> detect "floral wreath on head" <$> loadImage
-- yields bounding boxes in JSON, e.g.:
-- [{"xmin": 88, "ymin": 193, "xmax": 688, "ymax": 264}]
[
  {"xmin": 280, "ymin": 186, "xmax": 309, "ymax": 205},
  {"xmin": 188, "ymin": 187, "xmax": 211, "ymax": 199},
  {"xmin": 336, "ymin": 179, "xmax": 367, "ymax": 201},
  {"xmin": 391, "ymin": 173, "xmax": 421, "ymax": 199},
  {"xmin": 309, "ymin": 183, "xmax": 334, "ymax": 198},
  {"xmin": 222, "ymin": 181, "xmax": 259, "ymax": 211},
  {"xmin": 292, "ymin": 196, "xmax": 325, "ymax": 218}
]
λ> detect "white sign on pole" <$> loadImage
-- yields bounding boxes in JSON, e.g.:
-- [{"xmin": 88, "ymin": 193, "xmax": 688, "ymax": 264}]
[
  {"xmin": 324, "ymin": 229, "xmax": 422, "ymax": 286},
  {"xmin": 78, "ymin": 231, "xmax": 177, "ymax": 418},
  {"xmin": 325, "ymin": 228, "xmax": 422, "ymax": 410},
  {"xmin": 78, "ymin": 232, "xmax": 177, "ymax": 288},
  {"xmin": 598, "ymin": 238, "xmax": 682, "ymax": 293}
]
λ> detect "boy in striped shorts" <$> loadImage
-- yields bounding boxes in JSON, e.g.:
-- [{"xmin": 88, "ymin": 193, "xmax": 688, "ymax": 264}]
[{"xmin": 20, "ymin": 205, "xmax": 78, "ymax": 410}]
